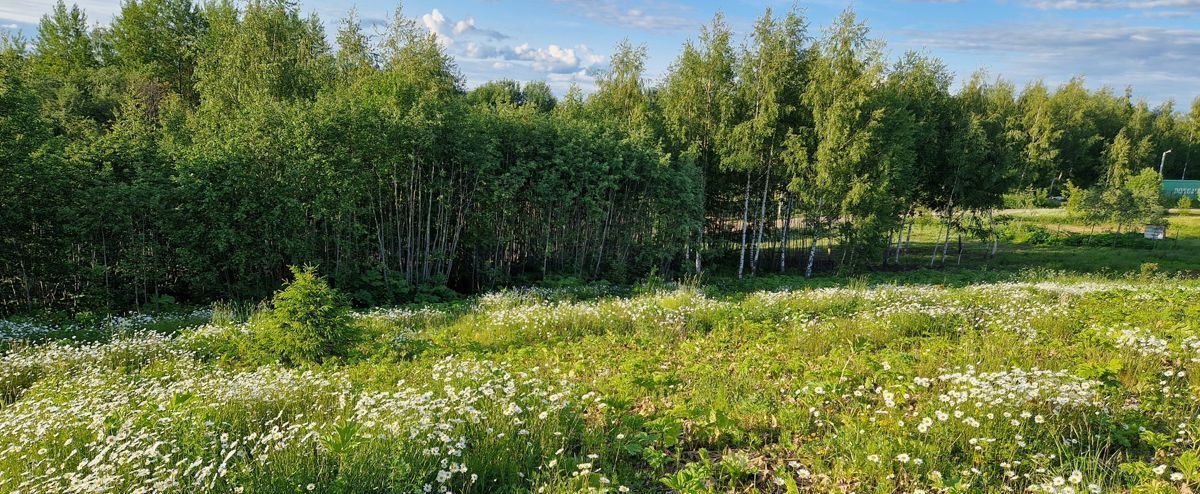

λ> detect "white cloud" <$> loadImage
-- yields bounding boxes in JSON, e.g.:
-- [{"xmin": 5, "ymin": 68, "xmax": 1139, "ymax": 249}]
[
  {"xmin": 421, "ymin": 8, "xmax": 508, "ymax": 49},
  {"xmin": 1028, "ymin": 0, "xmax": 1200, "ymax": 9},
  {"xmin": 458, "ymin": 39, "xmax": 606, "ymax": 74},
  {"xmin": 453, "ymin": 16, "xmax": 508, "ymax": 40},
  {"xmin": 546, "ymin": 68, "xmax": 599, "ymax": 93},
  {"xmin": 463, "ymin": 41, "xmax": 501, "ymax": 59},
  {"xmin": 898, "ymin": 22, "xmax": 1200, "ymax": 103},
  {"xmin": 547, "ymin": 69, "xmax": 596, "ymax": 83},
  {"xmin": 513, "ymin": 43, "xmax": 605, "ymax": 73},
  {"xmin": 0, "ymin": 0, "xmax": 119, "ymax": 25},
  {"xmin": 421, "ymin": 9, "xmax": 454, "ymax": 48},
  {"xmin": 418, "ymin": 7, "xmax": 607, "ymax": 93},
  {"xmin": 549, "ymin": 0, "xmax": 695, "ymax": 31},
  {"xmin": 1135, "ymin": 9, "xmax": 1194, "ymax": 16}
]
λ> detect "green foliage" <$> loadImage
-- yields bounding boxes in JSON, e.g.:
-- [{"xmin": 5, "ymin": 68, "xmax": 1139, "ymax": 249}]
[
  {"xmin": 802, "ymin": 9, "xmax": 902, "ymax": 271},
  {"xmin": 1175, "ymin": 450, "xmax": 1200, "ymax": 483},
  {"xmin": 1005, "ymin": 224, "xmax": 1172, "ymax": 249},
  {"xmin": 660, "ymin": 461, "xmax": 714, "ymax": 493},
  {"xmin": 253, "ymin": 266, "xmax": 356, "ymax": 365},
  {"xmin": 109, "ymin": 0, "xmax": 205, "ymax": 102},
  {"xmin": 1075, "ymin": 358, "xmax": 1123, "ymax": 387},
  {"xmin": 1065, "ymin": 181, "xmax": 1109, "ymax": 227},
  {"xmin": 4, "ymin": 0, "xmax": 1200, "ymax": 315},
  {"xmin": 1139, "ymin": 262, "xmax": 1160, "ymax": 279},
  {"xmin": 1060, "ymin": 232, "xmax": 1171, "ymax": 249},
  {"xmin": 467, "ymin": 79, "xmax": 556, "ymax": 111},
  {"xmin": 1004, "ymin": 188, "xmax": 1059, "ymax": 209},
  {"xmin": 1066, "ymin": 169, "xmax": 1167, "ymax": 233},
  {"xmin": 8, "ymin": 274, "xmax": 1200, "ymax": 492}
]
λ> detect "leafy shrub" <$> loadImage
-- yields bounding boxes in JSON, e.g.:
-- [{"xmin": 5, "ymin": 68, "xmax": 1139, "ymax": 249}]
[
  {"xmin": 1057, "ymin": 232, "xmax": 1171, "ymax": 250},
  {"xmin": 210, "ymin": 300, "xmax": 261, "ymax": 326},
  {"xmin": 145, "ymin": 294, "xmax": 179, "ymax": 313},
  {"xmin": 1178, "ymin": 195, "xmax": 1193, "ymax": 210},
  {"xmin": 253, "ymin": 266, "xmax": 357, "ymax": 365},
  {"xmin": 1064, "ymin": 171, "xmax": 1165, "ymax": 232},
  {"xmin": 1139, "ymin": 262, "xmax": 1160, "ymax": 280},
  {"xmin": 634, "ymin": 267, "xmax": 668, "ymax": 295},
  {"xmin": 1001, "ymin": 223, "xmax": 1057, "ymax": 245},
  {"xmin": 1003, "ymin": 188, "xmax": 1058, "ymax": 209},
  {"xmin": 411, "ymin": 280, "xmax": 459, "ymax": 304},
  {"xmin": 347, "ymin": 269, "xmax": 409, "ymax": 307},
  {"xmin": 346, "ymin": 270, "xmax": 460, "ymax": 306},
  {"xmin": 1001, "ymin": 222, "xmax": 1174, "ymax": 250},
  {"xmin": 183, "ymin": 323, "xmax": 266, "ymax": 364}
]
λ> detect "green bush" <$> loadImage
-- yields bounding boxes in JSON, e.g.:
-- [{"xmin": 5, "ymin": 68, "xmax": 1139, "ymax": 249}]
[
  {"xmin": 1001, "ymin": 223, "xmax": 1171, "ymax": 250},
  {"xmin": 1057, "ymin": 232, "xmax": 1170, "ymax": 250},
  {"xmin": 1139, "ymin": 262, "xmax": 1160, "ymax": 280},
  {"xmin": 1178, "ymin": 195, "xmax": 1193, "ymax": 210},
  {"xmin": 183, "ymin": 323, "xmax": 267, "ymax": 365},
  {"xmin": 1002, "ymin": 188, "xmax": 1058, "ymax": 209},
  {"xmin": 1064, "ymin": 171, "xmax": 1165, "ymax": 232},
  {"xmin": 253, "ymin": 266, "xmax": 357, "ymax": 365},
  {"xmin": 1001, "ymin": 223, "xmax": 1057, "ymax": 245}
]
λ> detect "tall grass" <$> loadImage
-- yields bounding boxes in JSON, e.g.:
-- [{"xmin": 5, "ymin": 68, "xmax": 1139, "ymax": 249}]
[{"xmin": 3, "ymin": 277, "xmax": 1200, "ymax": 492}]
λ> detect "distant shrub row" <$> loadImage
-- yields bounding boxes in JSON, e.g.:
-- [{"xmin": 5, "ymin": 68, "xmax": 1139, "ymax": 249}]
[{"xmin": 1003, "ymin": 224, "xmax": 1175, "ymax": 250}]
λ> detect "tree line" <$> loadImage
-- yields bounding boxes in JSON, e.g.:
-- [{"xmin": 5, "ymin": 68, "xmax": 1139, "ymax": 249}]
[{"xmin": 2, "ymin": 0, "xmax": 1197, "ymax": 312}]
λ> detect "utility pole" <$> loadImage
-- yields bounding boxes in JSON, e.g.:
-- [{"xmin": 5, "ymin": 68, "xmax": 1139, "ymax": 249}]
[{"xmin": 1159, "ymin": 149, "xmax": 1173, "ymax": 176}]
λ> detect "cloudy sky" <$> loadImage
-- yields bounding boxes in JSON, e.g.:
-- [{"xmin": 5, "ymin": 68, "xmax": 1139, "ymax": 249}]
[{"xmin": 3, "ymin": 0, "xmax": 1198, "ymax": 105}]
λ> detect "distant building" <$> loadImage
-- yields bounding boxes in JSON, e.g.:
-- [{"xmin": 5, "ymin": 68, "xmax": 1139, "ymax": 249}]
[{"xmin": 1162, "ymin": 180, "xmax": 1200, "ymax": 199}]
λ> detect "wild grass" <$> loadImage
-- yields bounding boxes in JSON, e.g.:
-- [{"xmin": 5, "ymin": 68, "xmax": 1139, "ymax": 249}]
[
  {"xmin": 3, "ymin": 273, "xmax": 1200, "ymax": 493},
  {"xmin": 3, "ymin": 209, "xmax": 1200, "ymax": 493}
]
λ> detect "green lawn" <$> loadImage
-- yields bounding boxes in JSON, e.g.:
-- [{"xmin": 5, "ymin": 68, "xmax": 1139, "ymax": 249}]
[{"xmin": 881, "ymin": 208, "xmax": 1200, "ymax": 276}]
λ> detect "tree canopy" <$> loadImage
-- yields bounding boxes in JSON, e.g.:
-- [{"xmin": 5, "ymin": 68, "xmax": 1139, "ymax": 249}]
[{"xmin": 2, "ymin": 1, "xmax": 1195, "ymax": 313}]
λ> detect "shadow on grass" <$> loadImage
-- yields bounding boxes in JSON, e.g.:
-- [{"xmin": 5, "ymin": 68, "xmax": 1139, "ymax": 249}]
[{"xmin": 703, "ymin": 239, "xmax": 1200, "ymax": 295}]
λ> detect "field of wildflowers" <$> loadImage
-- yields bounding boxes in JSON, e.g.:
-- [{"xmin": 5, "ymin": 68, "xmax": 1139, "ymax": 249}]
[{"xmin": 3, "ymin": 273, "xmax": 1200, "ymax": 493}]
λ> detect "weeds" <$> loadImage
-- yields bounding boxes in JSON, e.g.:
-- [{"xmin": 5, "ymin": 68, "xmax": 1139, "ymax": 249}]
[{"xmin": 3, "ymin": 276, "xmax": 1200, "ymax": 492}]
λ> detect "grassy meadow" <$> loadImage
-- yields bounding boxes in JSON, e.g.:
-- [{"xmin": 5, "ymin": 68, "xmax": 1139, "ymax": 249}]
[
  {"xmin": 869, "ymin": 208, "xmax": 1200, "ymax": 276},
  {"xmin": 3, "ymin": 210, "xmax": 1200, "ymax": 494}
]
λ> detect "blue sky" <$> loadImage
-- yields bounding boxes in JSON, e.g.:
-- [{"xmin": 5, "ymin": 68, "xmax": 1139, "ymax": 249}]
[{"xmin": 3, "ymin": 0, "xmax": 1199, "ymax": 105}]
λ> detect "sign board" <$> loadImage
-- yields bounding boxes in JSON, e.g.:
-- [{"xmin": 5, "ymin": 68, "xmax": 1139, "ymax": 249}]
[
  {"xmin": 1162, "ymin": 180, "xmax": 1200, "ymax": 199},
  {"xmin": 1144, "ymin": 224, "xmax": 1166, "ymax": 240}
]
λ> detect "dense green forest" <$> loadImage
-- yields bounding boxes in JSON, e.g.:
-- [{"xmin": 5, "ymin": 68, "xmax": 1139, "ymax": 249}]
[{"xmin": 2, "ymin": 0, "xmax": 1198, "ymax": 313}]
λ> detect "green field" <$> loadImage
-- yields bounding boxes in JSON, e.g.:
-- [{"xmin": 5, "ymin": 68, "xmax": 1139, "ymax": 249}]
[
  {"xmin": 702, "ymin": 209, "xmax": 1200, "ymax": 285},
  {"xmin": 7, "ymin": 0, "xmax": 1200, "ymax": 491},
  {"xmin": 899, "ymin": 209, "xmax": 1200, "ymax": 275},
  {"xmin": 2, "ymin": 210, "xmax": 1200, "ymax": 493}
]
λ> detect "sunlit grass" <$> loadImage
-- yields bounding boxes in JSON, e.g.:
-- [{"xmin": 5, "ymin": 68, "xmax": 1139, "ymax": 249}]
[{"xmin": 4, "ymin": 273, "xmax": 1200, "ymax": 492}]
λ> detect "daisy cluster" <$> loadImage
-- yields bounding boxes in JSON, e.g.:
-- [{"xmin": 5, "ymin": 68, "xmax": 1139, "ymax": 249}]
[{"xmin": 0, "ymin": 331, "xmax": 604, "ymax": 493}]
